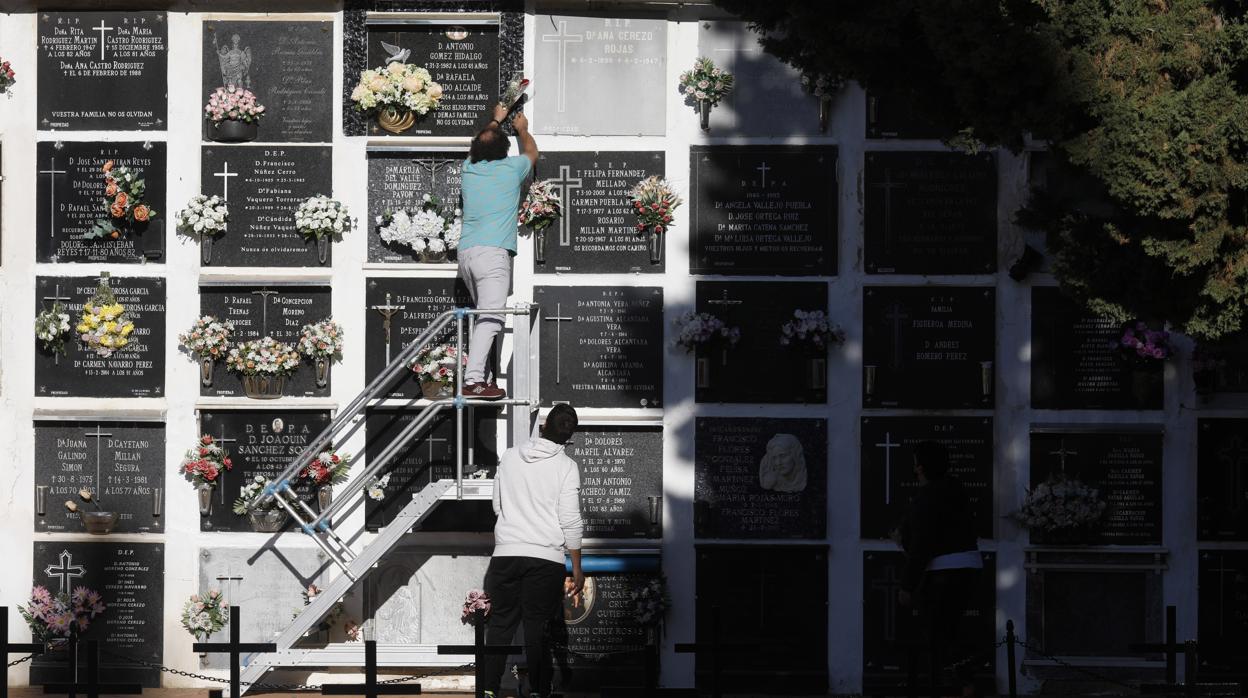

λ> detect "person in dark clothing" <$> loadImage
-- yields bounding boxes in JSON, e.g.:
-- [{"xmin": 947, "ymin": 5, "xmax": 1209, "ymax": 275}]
[{"xmin": 897, "ymin": 440, "xmax": 983, "ymax": 698}]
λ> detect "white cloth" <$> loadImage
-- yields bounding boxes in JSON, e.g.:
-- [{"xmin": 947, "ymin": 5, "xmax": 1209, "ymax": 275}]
[
  {"xmin": 492, "ymin": 437, "xmax": 583, "ymax": 564},
  {"xmin": 457, "ymin": 245, "xmax": 512, "ymax": 384},
  {"xmin": 926, "ymin": 550, "xmax": 984, "ymax": 571}
]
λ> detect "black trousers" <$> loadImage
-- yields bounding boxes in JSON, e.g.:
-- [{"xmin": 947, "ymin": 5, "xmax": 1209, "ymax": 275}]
[
  {"xmin": 480, "ymin": 556, "xmax": 566, "ymax": 696},
  {"xmin": 919, "ymin": 567, "xmax": 980, "ymax": 696}
]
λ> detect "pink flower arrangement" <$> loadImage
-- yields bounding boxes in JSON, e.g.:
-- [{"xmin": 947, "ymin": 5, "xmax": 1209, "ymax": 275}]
[
  {"xmin": 19, "ymin": 586, "xmax": 105, "ymax": 642},
  {"xmin": 300, "ymin": 448, "xmax": 353, "ymax": 486},
  {"xmin": 181, "ymin": 434, "xmax": 234, "ymax": 488},
  {"xmin": 461, "ymin": 589, "xmax": 491, "ymax": 626},
  {"xmin": 630, "ymin": 176, "xmax": 682, "ymax": 236},
  {"xmin": 410, "ymin": 343, "xmax": 466, "ymax": 386},
  {"xmin": 1119, "ymin": 320, "xmax": 1170, "ymax": 362},
  {"xmin": 0, "ymin": 58, "xmax": 16, "ymax": 95},
  {"xmin": 205, "ymin": 85, "xmax": 266, "ymax": 124},
  {"xmin": 518, "ymin": 180, "xmax": 563, "ymax": 234}
]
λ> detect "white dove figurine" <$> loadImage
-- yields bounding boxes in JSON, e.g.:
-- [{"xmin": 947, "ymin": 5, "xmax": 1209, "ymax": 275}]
[{"xmin": 379, "ymin": 40, "xmax": 410, "ymax": 64}]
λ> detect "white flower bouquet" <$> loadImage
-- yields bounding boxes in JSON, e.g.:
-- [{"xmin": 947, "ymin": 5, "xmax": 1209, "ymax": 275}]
[
  {"xmin": 179, "ymin": 315, "xmax": 234, "ymax": 361},
  {"xmin": 295, "ymin": 196, "xmax": 355, "ymax": 241},
  {"xmin": 672, "ymin": 311, "xmax": 740, "ymax": 353},
  {"xmin": 175, "ymin": 194, "xmax": 229, "ymax": 239},
  {"xmin": 377, "ymin": 193, "xmax": 463, "ymax": 256},
  {"xmin": 298, "ymin": 318, "xmax": 344, "ymax": 361},
  {"xmin": 350, "ymin": 62, "xmax": 444, "ymax": 115},
  {"xmin": 1014, "ymin": 474, "xmax": 1108, "ymax": 537},
  {"xmin": 366, "ymin": 472, "xmax": 392, "ymax": 501},
  {"xmin": 36, "ymin": 302, "xmax": 72, "ymax": 355},
  {"xmin": 518, "ymin": 180, "xmax": 563, "ymax": 234},
  {"xmin": 410, "ymin": 343, "xmax": 465, "ymax": 386},
  {"xmin": 180, "ymin": 590, "xmax": 229, "ymax": 641},
  {"xmin": 233, "ymin": 474, "xmax": 278, "ymax": 514},
  {"xmin": 225, "ymin": 336, "xmax": 302, "ymax": 377},
  {"xmin": 779, "ymin": 310, "xmax": 845, "ymax": 351},
  {"xmin": 679, "ymin": 56, "xmax": 734, "ymax": 106}
]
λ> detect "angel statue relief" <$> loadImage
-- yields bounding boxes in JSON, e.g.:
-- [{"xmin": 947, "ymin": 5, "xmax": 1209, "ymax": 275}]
[{"xmin": 215, "ymin": 32, "xmax": 253, "ymax": 88}]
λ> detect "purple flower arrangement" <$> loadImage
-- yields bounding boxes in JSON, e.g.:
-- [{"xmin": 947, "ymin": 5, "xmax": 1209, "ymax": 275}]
[
  {"xmin": 1119, "ymin": 320, "xmax": 1170, "ymax": 363},
  {"xmin": 19, "ymin": 586, "xmax": 105, "ymax": 643},
  {"xmin": 461, "ymin": 589, "xmax": 491, "ymax": 626}
]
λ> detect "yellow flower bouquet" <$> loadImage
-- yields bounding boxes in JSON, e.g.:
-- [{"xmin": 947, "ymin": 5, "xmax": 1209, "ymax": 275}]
[{"xmin": 76, "ymin": 280, "xmax": 136, "ymax": 358}]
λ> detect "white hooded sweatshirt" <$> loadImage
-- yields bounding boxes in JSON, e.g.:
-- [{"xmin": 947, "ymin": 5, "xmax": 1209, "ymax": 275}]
[{"xmin": 492, "ymin": 437, "xmax": 584, "ymax": 564}]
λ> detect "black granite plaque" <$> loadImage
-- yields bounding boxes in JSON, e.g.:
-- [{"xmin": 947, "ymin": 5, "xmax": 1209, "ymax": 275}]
[
  {"xmin": 30, "ymin": 542, "xmax": 164, "ymax": 687},
  {"xmin": 1034, "ymin": 566, "xmax": 1149, "ymax": 657},
  {"xmin": 860, "ymin": 417, "xmax": 994, "ymax": 541},
  {"xmin": 557, "ymin": 572, "xmax": 655, "ymax": 690},
  {"xmin": 35, "ymin": 276, "xmax": 165, "ymax": 398},
  {"xmin": 534, "ymin": 151, "xmax": 665, "ymax": 274},
  {"xmin": 865, "ymin": 89, "xmax": 947, "ymax": 140},
  {"xmin": 572, "ymin": 426, "xmax": 662, "ymax": 539},
  {"xmin": 690, "ymin": 145, "xmax": 837, "ymax": 276},
  {"xmin": 364, "ymin": 407, "xmax": 498, "ymax": 532},
  {"xmin": 34, "ymin": 420, "xmax": 164, "ymax": 534},
  {"xmin": 202, "ymin": 21, "xmax": 333, "ymax": 143},
  {"xmin": 1198, "ymin": 550, "xmax": 1248, "ymax": 674},
  {"xmin": 366, "ymin": 21, "xmax": 500, "ymax": 137},
  {"xmin": 198, "ymin": 409, "xmax": 330, "ymax": 532},
  {"xmin": 695, "ymin": 280, "xmax": 829, "ymax": 404},
  {"xmin": 864, "ymin": 151, "xmax": 997, "ymax": 274},
  {"xmin": 1030, "ymin": 428, "xmax": 1164, "ymax": 545},
  {"xmin": 1193, "ymin": 333, "xmax": 1248, "ymax": 395},
  {"xmin": 863, "ymin": 550, "xmax": 996, "ymax": 681},
  {"xmin": 535, "ymin": 286, "xmax": 663, "ymax": 409},
  {"xmin": 365, "ymin": 277, "xmax": 473, "ymax": 400},
  {"xmin": 695, "ymin": 545, "xmax": 828, "ymax": 693},
  {"xmin": 694, "ymin": 417, "xmax": 827, "ymax": 539},
  {"xmin": 199, "ymin": 285, "xmax": 332, "ymax": 398},
  {"xmin": 200, "ymin": 145, "xmax": 333, "ymax": 267},
  {"xmin": 37, "ymin": 12, "xmax": 167, "ymax": 131},
  {"xmin": 862, "ymin": 286, "xmax": 994, "ymax": 409},
  {"xmin": 1031, "ymin": 287, "xmax": 1163, "ymax": 409},
  {"xmin": 35, "ymin": 141, "xmax": 167, "ymax": 264},
  {"xmin": 367, "ymin": 149, "xmax": 465, "ymax": 263},
  {"xmin": 1198, "ymin": 419, "xmax": 1248, "ymax": 541}
]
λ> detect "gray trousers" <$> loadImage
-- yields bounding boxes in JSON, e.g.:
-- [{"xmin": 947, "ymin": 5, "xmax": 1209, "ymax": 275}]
[{"xmin": 457, "ymin": 245, "xmax": 512, "ymax": 384}]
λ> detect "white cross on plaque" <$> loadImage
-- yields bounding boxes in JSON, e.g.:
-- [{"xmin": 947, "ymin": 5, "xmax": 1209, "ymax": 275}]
[
  {"xmin": 544, "ymin": 303, "xmax": 574, "ymax": 384},
  {"xmin": 85, "ymin": 424, "xmax": 113, "ymax": 505},
  {"xmin": 548, "ymin": 165, "xmax": 583, "ymax": 247},
  {"xmin": 426, "ymin": 435, "xmax": 449, "ymax": 462},
  {"xmin": 541, "ymin": 21, "xmax": 584, "ymax": 113},
  {"xmin": 45, "ymin": 550, "xmax": 86, "ymax": 595},
  {"xmin": 94, "ymin": 20, "xmax": 114, "ymax": 61},
  {"xmin": 869, "ymin": 166, "xmax": 908, "ymax": 251},
  {"xmin": 707, "ymin": 289, "xmax": 743, "ymax": 366},
  {"xmin": 875, "ymin": 432, "xmax": 900, "ymax": 505},
  {"xmin": 42, "ymin": 283, "xmax": 73, "ymax": 365},
  {"xmin": 1049, "ymin": 439, "xmax": 1078, "ymax": 475},
  {"xmin": 755, "ymin": 161, "xmax": 770, "ymax": 188},
  {"xmin": 40, "ymin": 157, "xmax": 67, "ymax": 241},
  {"xmin": 214, "ymin": 425, "xmax": 238, "ymax": 505},
  {"xmin": 883, "ymin": 302, "xmax": 909, "ymax": 370},
  {"xmin": 870, "ymin": 563, "xmax": 903, "ymax": 643},
  {"xmin": 214, "ymin": 161, "xmax": 238, "ymax": 201}
]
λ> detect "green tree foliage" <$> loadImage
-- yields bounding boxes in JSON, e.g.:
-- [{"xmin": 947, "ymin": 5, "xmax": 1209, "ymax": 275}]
[{"xmin": 715, "ymin": 0, "xmax": 1248, "ymax": 339}]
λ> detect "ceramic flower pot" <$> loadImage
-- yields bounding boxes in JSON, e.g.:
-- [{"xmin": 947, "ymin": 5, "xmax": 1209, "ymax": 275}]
[
  {"xmin": 421, "ymin": 380, "xmax": 453, "ymax": 399},
  {"xmin": 316, "ymin": 236, "xmax": 330, "ymax": 265},
  {"xmin": 420, "ymin": 248, "xmax": 448, "ymax": 264},
  {"xmin": 79, "ymin": 511, "xmax": 117, "ymax": 535},
  {"xmin": 198, "ymin": 484, "xmax": 213, "ymax": 516},
  {"xmin": 210, "ymin": 119, "xmax": 258, "ymax": 143},
  {"xmin": 242, "ymin": 374, "xmax": 286, "ymax": 400},
  {"xmin": 699, "ymin": 99, "xmax": 711, "ymax": 132},
  {"xmin": 201, "ymin": 357, "xmax": 215, "ymax": 388},
  {"xmin": 317, "ymin": 484, "xmax": 333, "ymax": 512},
  {"xmin": 315, "ymin": 358, "xmax": 330, "ymax": 388},
  {"xmin": 534, "ymin": 228, "xmax": 547, "ymax": 263},
  {"xmin": 248, "ymin": 508, "xmax": 288, "ymax": 533},
  {"xmin": 377, "ymin": 107, "xmax": 415, "ymax": 135},
  {"xmin": 648, "ymin": 231, "xmax": 663, "ymax": 264}
]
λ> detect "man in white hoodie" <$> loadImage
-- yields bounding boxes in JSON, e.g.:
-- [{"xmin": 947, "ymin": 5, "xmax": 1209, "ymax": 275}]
[{"xmin": 481, "ymin": 403, "xmax": 584, "ymax": 698}]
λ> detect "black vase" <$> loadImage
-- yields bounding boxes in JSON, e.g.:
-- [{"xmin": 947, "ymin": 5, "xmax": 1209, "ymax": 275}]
[{"xmin": 209, "ymin": 119, "xmax": 258, "ymax": 143}]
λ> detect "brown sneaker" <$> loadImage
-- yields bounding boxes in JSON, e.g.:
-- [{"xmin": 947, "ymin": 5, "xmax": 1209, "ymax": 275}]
[{"xmin": 464, "ymin": 382, "xmax": 506, "ymax": 400}]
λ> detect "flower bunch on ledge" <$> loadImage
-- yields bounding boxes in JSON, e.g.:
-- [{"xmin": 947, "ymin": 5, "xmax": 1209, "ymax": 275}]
[
  {"xmin": 377, "ymin": 194, "xmax": 462, "ymax": 256},
  {"xmin": 35, "ymin": 302, "xmax": 72, "ymax": 356},
  {"xmin": 411, "ymin": 343, "xmax": 465, "ymax": 386},
  {"xmin": 301, "ymin": 449, "xmax": 353, "ymax": 487},
  {"xmin": 679, "ymin": 56, "xmax": 733, "ymax": 106},
  {"xmin": 181, "ymin": 590, "xmax": 229, "ymax": 641},
  {"xmin": 179, "ymin": 315, "xmax": 234, "ymax": 361},
  {"xmin": 631, "ymin": 176, "xmax": 681, "ymax": 236},
  {"xmin": 298, "ymin": 318, "xmax": 345, "ymax": 362},
  {"xmin": 1119, "ymin": 321, "xmax": 1170, "ymax": 364},
  {"xmin": 77, "ymin": 279, "xmax": 135, "ymax": 358},
  {"xmin": 295, "ymin": 196, "xmax": 354, "ymax": 241},
  {"xmin": 181, "ymin": 434, "xmax": 234, "ymax": 488},
  {"xmin": 20, "ymin": 586, "xmax": 104, "ymax": 642},
  {"xmin": 175, "ymin": 195, "xmax": 228, "ymax": 240},
  {"xmin": 1013, "ymin": 473, "xmax": 1107, "ymax": 537},
  {"xmin": 205, "ymin": 85, "xmax": 266, "ymax": 124},
  {"xmin": 672, "ymin": 311, "xmax": 740, "ymax": 353},
  {"xmin": 88, "ymin": 160, "xmax": 156, "ymax": 241},
  {"xmin": 226, "ymin": 336, "xmax": 302, "ymax": 377},
  {"xmin": 518, "ymin": 180, "xmax": 563, "ymax": 234},
  {"xmin": 779, "ymin": 309, "xmax": 845, "ymax": 351},
  {"xmin": 351, "ymin": 63, "xmax": 443, "ymax": 115}
]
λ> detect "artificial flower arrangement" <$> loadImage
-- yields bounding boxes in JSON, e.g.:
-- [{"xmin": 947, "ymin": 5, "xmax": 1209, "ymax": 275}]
[
  {"xmin": 174, "ymin": 194, "xmax": 229, "ymax": 239},
  {"xmin": 181, "ymin": 589, "xmax": 229, "ymax": 641},
  {"xmin": 181, "ymin": 434, "xmax": 234, "ymax": 488},
  {"xmin": 1119, "ymin": 321, "xmax": 1170, "ymax": 364},
  {"xmin": 225, "ymin": 336, "xmax": 302, "ymax": 377},
  {"xmin": 779, "ymin": 310, "xmax": 846, "ymax": 351},
  {"xmin": 631, "ymin": 576, "xmax": 670, "ymax": 629},
  {"xmin": 410, "ymin": 343, "xmax": 465, "ymax": 386},
  {"xmin": 350, "ymin": 62, "xmax": 443, "ymax": 133},
  {"xmin": 365, "ymin": 472, "xmax": 392, "ymax": 501},
  {"xmin": 20, "ymin": 586, "xmax": 105, "ymax": 642},
  {"xmin": 35, "ymin": 301, "xmax": 72, "ymax": 356},
  {"xmin": 301, "ymin": 448, "xmax": 353, "ymax": 487},
  {"xmin": 179, "ymin": 315, "xmax": 235, "ymax": 363},
  {"xmin": 233, "ymin": 474, "xmax": 279, "ymax": 515},
  {"xmin": 204, "ymin": 85, "xmax": 266, "ymax": 124},
  {"xmin": 800, "ymin": 70, "xmax": 841, "ymax": 100},
  {"xmin": 680, "ymin": 57, "xmax": 734, "ymax": 105},
  {"xmin": 672, "ymin": 311, "xmax": 741, "ymax": 353},
  {"xmin": 630, "ymin": 176, "xmax": 681, "ymax": 237},
  {"xmin": 376, "ymin": 194, "xmax": 462, "ymax": 259},
  {"xmin": 87, "ymin": 160, "xmax": 156, "ymax": 241},
  {"xmin": 76, "ymin": 279, "xmax": 136, "ymax": 358},
  {"xmin": 295, "ymin": 196, "xmax": 355, "ymax": 241},
  {"xmin": 1013, "ymin": 473, "xmax": 1108, "ymax": 537},
  {"xmin": 461, "ymin": 589, "xmax": 491, "ymax": 626},
  {"xmin": 298, "ymin": 318, "xmax": 345, "ymax": 363},
  {"xmin": 0, "ymin": 58, "xmax": 16, "ymax": 96},
  {"xmin": 518, "ymin": 180, "xmax": 563, "ymax": 235}
]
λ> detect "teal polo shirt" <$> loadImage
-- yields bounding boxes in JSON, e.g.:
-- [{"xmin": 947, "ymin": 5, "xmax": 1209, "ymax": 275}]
[{"xmin": 459, "ymin": 155, "xmax": 532, "ymax": 254}]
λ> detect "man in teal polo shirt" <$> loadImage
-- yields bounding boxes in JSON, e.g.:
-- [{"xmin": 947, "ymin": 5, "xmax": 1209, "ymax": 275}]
[{"xmin": 458, "ymin": 102, "xmax": 538, "ymax": 399}]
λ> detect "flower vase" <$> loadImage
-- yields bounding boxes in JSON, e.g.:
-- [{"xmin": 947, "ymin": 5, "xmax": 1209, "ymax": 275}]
[
  {"xmin": 242, "ymin": 374, "xmax": 286, "ymax": 400},
  {"xmin": 317, "ymin": 484, "xmax": 333, "ymax": 512},
  {"xmin": 421, "ymin": 380, "xmax": 453, "ymax": 399},
  {"xmin": 316, "ymin": 236, "xmax": 330, "ymax": 265},
  {"xmin": 249, "ymin": 508, "xmax": 289, "ymax": 533},
  {"xmin": 695, "ymin": 357, "xmax": 711, "ymax": 389},
  {"xmin": 648, "ymin": 231, "xmax": 663, "ymax": 264},
  {"xmin": 420, "ymin": 248, "xmax": 448, "ymax": 264},
  {"xmin": 80, "ymin": 511, "xmax": 117, "ymax": 535},
  {"xmin": 534, "ymin": 228, "xmax": 547, "ymax": 263},
  {"xmin": 200, "ymin": 236, "xmax": 213, "ymax": 265},
  {"xmin": 377, "ymin": 107, "xmax": 415, "ymax": 135},
  {"xmin": 200, "ymin": 357, "xmax": 215, "ymax": 388},
  {"xmin": 210, "ymin": 119, "xmax": 258, "ymax": 143},
  {"xmin": 198, "ymin": 484, "xmax": 213, "ymax": 516},
  {"xmin": 315, "ymin": 358, "xmax": 330, "ymax": 388},
  {"xmin": 818, "ymin": 96, "xmax": 832, "ymax": 133},
  {"xmin": 806, "ymin": 356, "xmax": 827, "ymax": 390},
  {"xmin": 698, "ymin": 99, "xmax": 711, "ymax": 132}
]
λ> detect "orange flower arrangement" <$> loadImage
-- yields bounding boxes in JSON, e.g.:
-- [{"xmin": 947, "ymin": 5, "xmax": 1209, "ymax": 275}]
[{"xmin": 87, "ymin": 160, "xmax": 157, "ymax": 240}]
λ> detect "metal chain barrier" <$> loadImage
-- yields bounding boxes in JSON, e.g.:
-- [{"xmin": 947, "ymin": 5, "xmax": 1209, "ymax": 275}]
[
  {"xmin": 1010, "ymin": 636, "xmax": 1138, "ymax": 690},
  {"xmin": 8, "ymin": 654, "xmax": 35, "ymax": 668}
]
